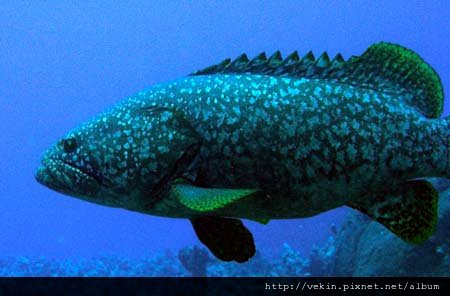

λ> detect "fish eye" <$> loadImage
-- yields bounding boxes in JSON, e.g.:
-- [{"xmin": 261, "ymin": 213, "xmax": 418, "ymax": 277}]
[{"xmin": 62, "ymin": 137, "xmax": 78, "ymax": 153}]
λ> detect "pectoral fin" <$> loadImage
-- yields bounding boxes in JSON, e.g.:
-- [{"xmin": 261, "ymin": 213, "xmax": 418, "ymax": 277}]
[
  {"xmin": 348, "ymin": 180, "xmax": 438, "ymax": 244},
  {"xmin": 172, "ymin": 183, "xmax": 258, "ymax": 212},
  {"xmin": 190, "ymin": 216, "xmax": 255, "ymax": 263}
]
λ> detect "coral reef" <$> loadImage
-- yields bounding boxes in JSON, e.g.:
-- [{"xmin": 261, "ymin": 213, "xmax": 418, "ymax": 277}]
[
  {"xmin": 0, "ymin": 252, "xmax": 186, "ymax": 277},
  {"xmin": 178, "ymin": 246, "xmax": 211, "ymax": 276},
  {"xmin": 0, "ymin": 240, "xmax": 335, "ymax": 276}
]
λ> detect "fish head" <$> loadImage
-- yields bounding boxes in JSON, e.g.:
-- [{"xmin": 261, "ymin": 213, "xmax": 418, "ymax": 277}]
[
  {"xmin": 35, "ymin": 113, "xmax": 120, "ymax": 203},
  {"xmin": 35, "ymin": 103, "xmax": 201, "ymax": 208}
]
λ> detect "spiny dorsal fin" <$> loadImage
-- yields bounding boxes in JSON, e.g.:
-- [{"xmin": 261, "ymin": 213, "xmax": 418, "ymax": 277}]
[
  {"xmin": 226, "ymin": 53, "xmax": 249, "ymax": 72},
  {"xmin": 191, "ymin": 42, "xmax": 443, "ymax": 118},
  {"xmin": 195, "ymin": 58, "xmax": 231, "ymax": 75},
  {"xmin": 332, "ymin": 53, "xmax": 345, "ymax": 64},
  {"xmin": 268, "ymin": 51, "xmax": 282, "ymax": 65},
  {"xmin": 284, "ymin": 51, "xmax": 300, "ymax": 64},
  {"xmin": 302, "ymin": 51, "xmax": 315, "ymax": 63},
  {"xmin": 315, "ymin": 52, "xmax": 330, "ymax": 68},
  {"xmin": 191, "ymin": 49, "xmax": 344, "ymax": 78}
]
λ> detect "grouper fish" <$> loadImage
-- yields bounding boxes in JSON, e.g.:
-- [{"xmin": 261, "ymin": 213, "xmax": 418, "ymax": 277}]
[{"xmin": 35, "ymin": 42, "xmax": 448, "ymax": 262}]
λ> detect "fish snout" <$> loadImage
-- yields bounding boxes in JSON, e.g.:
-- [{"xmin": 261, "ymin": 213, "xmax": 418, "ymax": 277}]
[{"xmin": 35, "ymin": 158, "xmax": 101, "ymax": 197}]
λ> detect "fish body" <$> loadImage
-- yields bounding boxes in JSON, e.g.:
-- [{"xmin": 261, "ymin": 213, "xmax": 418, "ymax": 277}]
[{"xmin": 36, "ymin": 43, "xmax": 448, "ymax": 262}]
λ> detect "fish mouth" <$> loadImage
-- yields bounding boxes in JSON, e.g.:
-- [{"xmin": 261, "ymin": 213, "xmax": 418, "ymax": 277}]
[{"xmin": 35, "ymin": 158, "xmax": 101, "ymax": 197}]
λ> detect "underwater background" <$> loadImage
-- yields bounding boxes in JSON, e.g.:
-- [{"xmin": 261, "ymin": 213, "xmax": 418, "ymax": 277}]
[{"xmin": 0, "ymin": 1, "xmax": 449, "ymax": 276}]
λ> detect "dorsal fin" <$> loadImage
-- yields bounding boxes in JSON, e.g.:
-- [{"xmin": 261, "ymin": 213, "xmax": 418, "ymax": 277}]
[
  {"xmin": 191, "ymin": 42, "xmax": 444, "ymax": 118},
  {"xmin": 315, "ymin": 52, "xmax": 330, "ymax": 68},
  {"xmin": 328, "ymin": 43, "xmax": 444, "ymax": 117},
  {"xmin": 284, "ymin": 51, "xmax": 300, "ymax": 64},
  {"xmin": 222, "ymin": 54, "xmax": 247, "ymax": 73},
  {"xmin": 268, "ymin": 51, "xmax": 282, "ymax": 65},
  {"xmin": 191, "ymin": 49, "xmax": 339, "ymax": 78}
]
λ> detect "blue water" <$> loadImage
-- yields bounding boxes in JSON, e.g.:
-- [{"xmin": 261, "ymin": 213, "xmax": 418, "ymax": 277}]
[{"xmin": 0, "ymin": 1, "xmax": 448, "ymax": 272}]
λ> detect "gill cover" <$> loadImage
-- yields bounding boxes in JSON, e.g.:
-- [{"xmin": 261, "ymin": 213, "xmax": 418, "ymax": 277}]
[{"xmin": 138, "ymin": 106, "xmax": 203, "ymax": 207}]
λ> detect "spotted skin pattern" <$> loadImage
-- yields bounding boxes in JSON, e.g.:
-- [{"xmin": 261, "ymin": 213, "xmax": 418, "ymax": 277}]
[{"xmin": 36, "ymin": 73, "xmax": 448, "ymax": 220}]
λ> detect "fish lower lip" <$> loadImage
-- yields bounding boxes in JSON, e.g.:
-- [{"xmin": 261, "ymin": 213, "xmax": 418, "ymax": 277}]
[
  {"xmin": 35, "ymin": 165, "xmax": 48, "ymax": 185},
  {"xmin": 42, "ymin": 158, "xmax": 102, "ymax": 186},
  {"xmin": 35, "ymin": 164, "xmax": 72, "ymax": 192},
  {"xmin": 57, "ymin": 159, "xmax": 102, "ymax": 185},
  {"xmin": 37, "ymin": 158, "xmax": 102, "ymax": 196}
]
